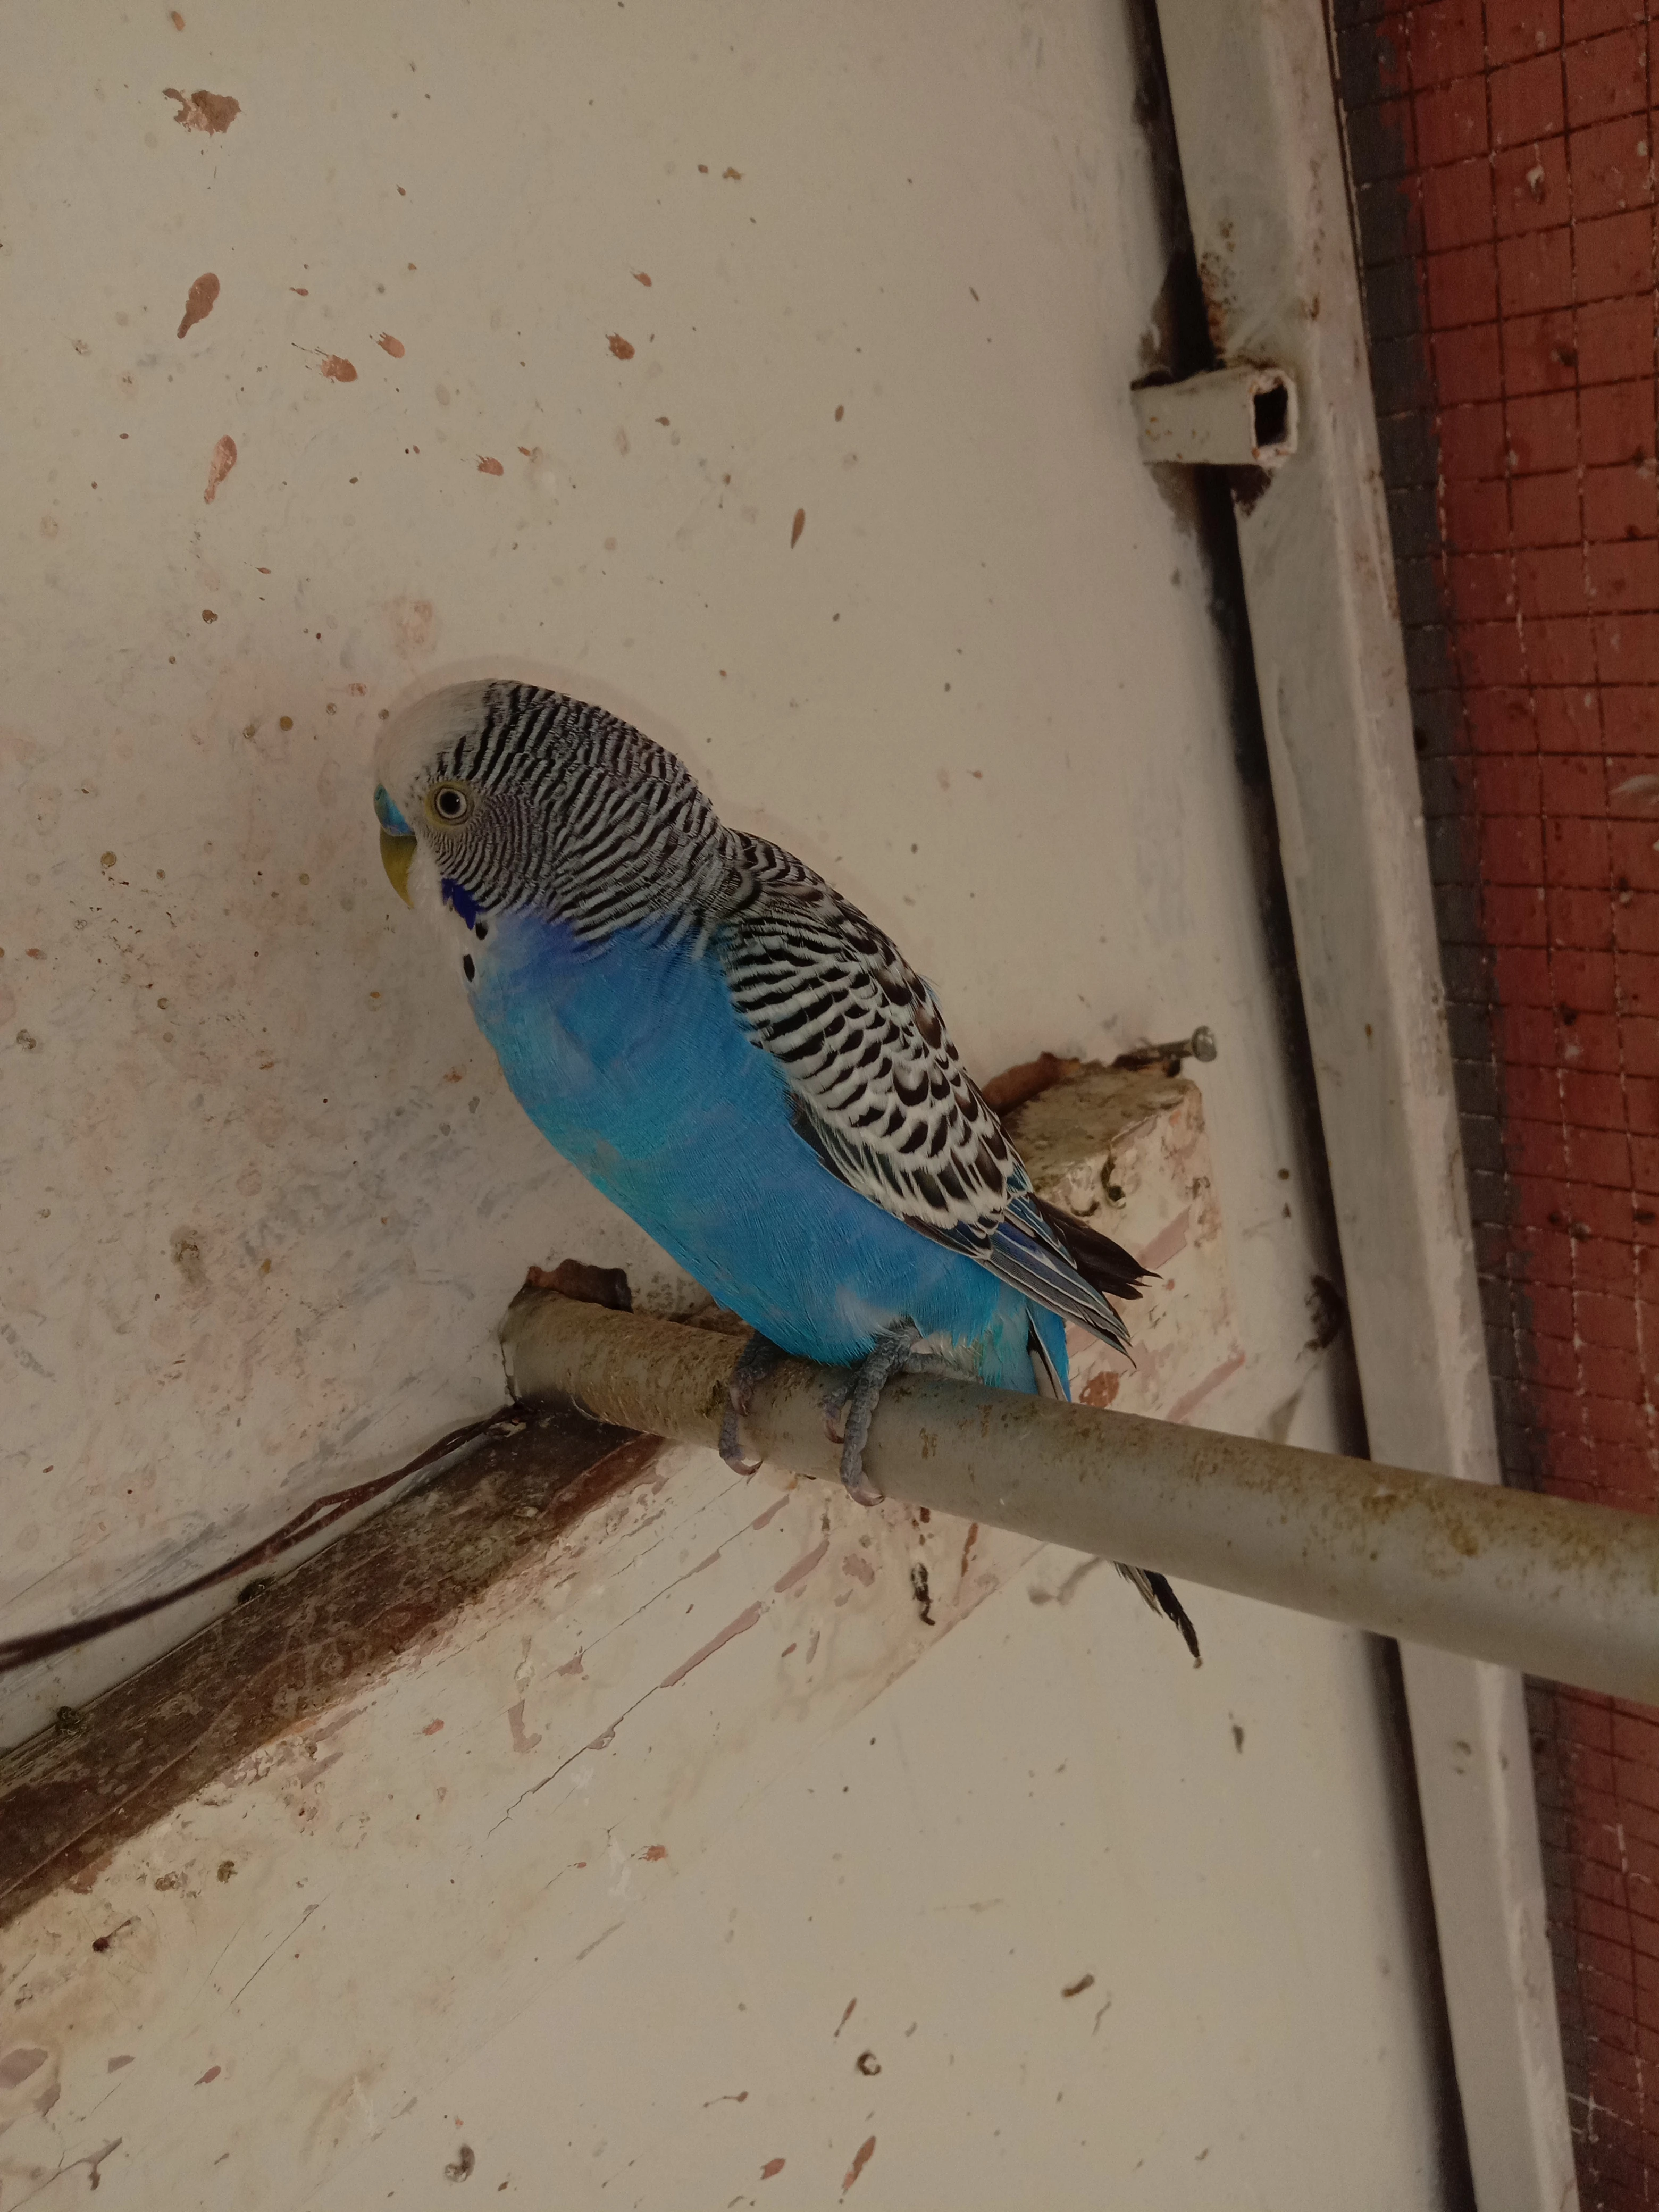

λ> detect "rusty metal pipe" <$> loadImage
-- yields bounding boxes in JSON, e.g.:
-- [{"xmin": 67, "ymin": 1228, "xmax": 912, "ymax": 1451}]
[{"xmin": 503, "ymin": 1289, "xmax": 1659, "ymax": 1702}]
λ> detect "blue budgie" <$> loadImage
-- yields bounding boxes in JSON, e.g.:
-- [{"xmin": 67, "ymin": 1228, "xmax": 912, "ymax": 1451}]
[{"xmin": 374, "ymin": 681, "xmax": 1197, "ymax": 1655}]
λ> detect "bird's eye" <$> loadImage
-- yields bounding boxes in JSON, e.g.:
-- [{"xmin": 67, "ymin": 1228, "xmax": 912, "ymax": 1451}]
[{"xmin": 427, "ymin": 782, "xmax": 473, "ymax": 827}]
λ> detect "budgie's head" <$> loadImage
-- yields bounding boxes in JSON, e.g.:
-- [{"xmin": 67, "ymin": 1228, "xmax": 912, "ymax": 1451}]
[{"xmin": 373, "ymin": 679, "xmax": 730, "ymax": 934}]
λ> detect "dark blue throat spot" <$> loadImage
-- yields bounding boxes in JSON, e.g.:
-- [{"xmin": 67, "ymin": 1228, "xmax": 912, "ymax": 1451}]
[{"xmin": 441, "ymin": 875, "xmax": 482, "ymax": 930}]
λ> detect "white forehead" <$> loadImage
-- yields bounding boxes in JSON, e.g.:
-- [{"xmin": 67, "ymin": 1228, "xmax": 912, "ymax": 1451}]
[{"xmin": 373, "ymin": 681, "xmax": 496, "ymax": 805}]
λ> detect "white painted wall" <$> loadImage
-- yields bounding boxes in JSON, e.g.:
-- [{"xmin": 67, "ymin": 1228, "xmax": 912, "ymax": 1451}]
[{"xmin": 1, "ymin": 2, "xmax": 1458, "ymax": 2199}]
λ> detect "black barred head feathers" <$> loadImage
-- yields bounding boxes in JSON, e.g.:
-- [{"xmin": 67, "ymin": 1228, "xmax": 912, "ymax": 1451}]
[{"xmin": 373, "ymin": 680, "xmax": 733, "ymax": 937}]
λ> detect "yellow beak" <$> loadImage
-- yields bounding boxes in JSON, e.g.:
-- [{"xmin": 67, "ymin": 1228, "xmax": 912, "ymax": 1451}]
[{"xmin": 380, "ymin": 828, "xmax": 417, "ymax": 907}]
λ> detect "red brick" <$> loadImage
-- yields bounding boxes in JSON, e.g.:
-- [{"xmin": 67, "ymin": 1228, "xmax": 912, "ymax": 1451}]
[
  {"xmin": 1571, "ymin": 1178, "xmax": 1641, "ymax": 1234},
  {"xmin": 1495, "ymin": 64, "xmax": 1567, "ymax": 159},
  {"xmin": 1423, "ymin": 153, "xmax": 1498, "ymax": 248},
  {"xmin": 1556, "ymin": 946, "xmax": 1620, "ymax": 1006},
  {"xmin": 1570, "ymin": 116, "xmax": 1657, "ymax": 219},
  {"xmin": 1520, "ymin": 545, "xmax": 1591, "ymax": 613},
  {"xmin": 1508, "ymin": 388, "xmax": 1582, "ymax": 473},
  {"xmin": 1502, "ymin": 305, "xmax": 1581, "ymax": 389},
  {"xmin": 1536, "ymin": 685, "xmax": 1606, "ymax": 748},
  {"xmin": 1514, "ymin": 470, "xmax": 1586, "ymax": 543},
  {"xmin": 1564, "ymin": 0, "xmax": 1646, "ymax": 35},
  {"xmin": 1585, "ymin": 463, "xmax": 1659, "ymax": 542},
  {"xmin": 1635, "ymin": 1137, "xmax": 1659, "ymax": 1194},
  {"xmin": 1485, "ymin": 812, "xmax": 1548, "ymax": 879},
  {"xmin": 1542, "ymin": 752, "xmax": 1608, "ymax": 810},
  {"xmin": 1565, "ymin": 1068, "xmax": 1630, "ymax": 1125},
  {"xmin": 1629, "ymin": 1076, "xmax": 1659, "ymax": 1132},
  {"xmin": 1582, "ymin": 382, "xmax": 1657, "ymax": 468},
  {"xmin": 1426, "ymin": 241, "xmax": 1499, "ymax": 326},
  {"xmin": 1575, "ymin": 207, "xmax": 1659, "ymax": 301},
  {"xmin": 1463, "ymin": 618, "xmax": 1530, "ymax": 684},
  {"xmin": 1564, "ymin": 27, "xmax": 1650, "ymax": 129},
  {"xmin": 1624, "ymin": 1017, "xmax": 1659, "ymax": 1076},
  {"xmin": 1610, "ymin": 772, "xmax": 1659, "ymax": 822},
  {"xmin": 1573, "ymin": 1124, "xmax": 1636, "ymax": 1181},
  {"xmin": 1530, "ymin": 615, "xmax": 1599, "ymax": 682},
  {"xmin": 1604, "ymin": 689, "xmax": 1659, "ymax": 751},
  {"xmin": 1587, "ymin": 1388, "xmax": 1648, "ymax": 1436},
  {"xmin": 1531, "ymin": 1277, "xmax": 1578, "ymax": 1334},
  {"xmin": 1495, "ymin": 136, "xmax": 1573, "ymax": 232},
  {"xmin": 1620, "ymin": 954, "xmax": 1659, "ymax": 1013},
  {"xmin": 1499, "ymin": 224, "xmax": 1577, "ymax": 312},
  {"xmin": 1415, "ymin": 78, "xmax": 1490, "ymax": 166},
  {"xmin": 1444, "ymin": 480, "xmax": 1511, "ymax": 554},
  {"xmin": 1468, "ymin": 686, "xmax": 1537, "ymax": 749},
  {"xmin": 1440, "ymin": 399, "xmax": 1510, "ymax": 477},
  {"xmin": 1611, "ymin": 823, "xmax": 1659, "ymax": 889},
  {"xmin": 1434, "ymin": 319, "xmax": 1505, "ymax": 399},
  {"xmin": 1477, "ymin": 750, "xmax": 1544, "ymax": 809},
  {"xmin": 1488, "ymin": 883, "xmax": 1550, "ymax": 941},
  {"xmin": 1576, "ymin": 294, "xmax": 1657, "ymax": 385},
  {"xmin": 1597, "ymin": 613, "xmax": 1659, "ymax": 682},
  {"xmin": 1551, "ymin": 884, "xmax": 1618, "ymax": 942},
  {"xmin": 1546, "ymin": 813, "xmax": 1612, "ymax": 881},
  {"xmin": 1578, "ymin": 1286, "xmax": 1642, "ymax": 1340},
  {"xmin": 1591, "ymin": 541, "xmax": 1659, "ymax": 610},
  {"xmin": 1411, "ymin": 0, "xmax": 1488, "ymax": 86},
  {"xmin": 1528, "ymin": 1316, "xmax": 1583, "ymax": 1376},
  {"xmin": 1499, "ymin": 943, "xmax": 1557, "ymax": 999},
  {"xmin": 1489, "ymin": 0, "xmax": 1562, "ymax": 64},
  {"xmin": 1449, "ymin": 550, "xmax": 1518, "ymax": 617}
]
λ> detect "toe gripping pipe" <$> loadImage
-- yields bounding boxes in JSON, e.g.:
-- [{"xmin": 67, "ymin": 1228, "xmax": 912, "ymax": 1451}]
[{"xmin": 502, "ymin": 1288, "xmax": 1659, "ymax": 1702}]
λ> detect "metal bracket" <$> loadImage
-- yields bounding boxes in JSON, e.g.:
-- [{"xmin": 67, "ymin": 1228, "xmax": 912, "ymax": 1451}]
[{"xmin": 1131, "ymin": 365, "xmax": 1298, "ymax": 470}]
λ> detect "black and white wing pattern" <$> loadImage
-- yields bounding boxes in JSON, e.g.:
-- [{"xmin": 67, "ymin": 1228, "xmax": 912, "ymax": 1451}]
[{"xmin": 713, "ymin": 834, "xmax": 1147, "ymax": 1352}]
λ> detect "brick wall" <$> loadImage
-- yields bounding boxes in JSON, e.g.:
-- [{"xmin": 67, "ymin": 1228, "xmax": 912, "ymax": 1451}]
[{"xmin": 1330, "ymin": 0, "xmax": 1658, "ymax": 2200}]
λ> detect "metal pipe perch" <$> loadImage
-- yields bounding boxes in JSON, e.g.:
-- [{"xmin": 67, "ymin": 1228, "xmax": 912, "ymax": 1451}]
[{"xmin": 504, "ymin": 1288, "xmax": 1659, "ymax": 1703}]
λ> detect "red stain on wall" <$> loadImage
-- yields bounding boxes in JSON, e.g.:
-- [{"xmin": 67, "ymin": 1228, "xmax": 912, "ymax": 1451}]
[
  {"xmin": 176, "ymin": 272, "xmax": 219, "ymax": 340},
  {"xmin": 477, "ymin": 456, "xmax": 504, "ymax": 475},
  {"xmin": 1338, "ymin": 4, "xmax": 1659, "ymax": 2203},
  {"xmin": 203, "ymin": 435, "xmax": 237, "ymax": 504},
  {"xmin": 317, "ymin": 356, "xmax": 357, "ymax": 383},
  {"xmin": 163, "ymin": 87, "xmax": 239, "ymax": 133},
  {"xmin": 607, "ymin": 333, "xmax": 636, "ymax": 360},
  {"xmin": 791, "ymin": 508, "xmax": 806, "ymax": 548},
  {"xmin": 376, "ymin": 332, "xmax": 406, "ymax": 358}
]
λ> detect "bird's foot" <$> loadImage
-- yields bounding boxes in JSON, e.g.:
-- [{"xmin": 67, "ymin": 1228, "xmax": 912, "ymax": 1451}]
[
  {"xmin": 719, "ymin": 1331, "xmax": 790, "ymax": 1476},
  {"xmin": 824, "ymin": 1323, "xmax": 920, "ymax": 1507}
]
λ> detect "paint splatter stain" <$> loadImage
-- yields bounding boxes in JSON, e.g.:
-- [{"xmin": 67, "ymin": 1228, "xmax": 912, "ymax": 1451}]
[
  {"xmin": 203, "ymin": 434, "xmax": 237, "ymax": 504},
  {"xmin": 163, "ymin": 87, "xmax": 240, "ymax": 133},
  {"xmin": 842, "ymin": 2137, "xmax": 875, "ymax": 2193},
  {"xmin": 376, "ymin": 332, "xmax": 406, "ymax": 358},
  {"xmin": 607, "ymin": 332, "xmax": 635, "ymax": 360},
  {"xmin": 760, "ymin": 2159, "xmax": 785, "ymax": 2180},
  {"xmin": 791, "ymin": 508, "xmax": 806, "ymax": 548},
  {"xmin": 317, "ymin": 355, "xmax": 357, "ymax": 383},
  {"xmin": 291, "ymin": 287, "xmax": 309, "ymax": 296},
  {"xmin": 200, "ymin": 608, "xmax": 218, "ymax": 623},
  {"xmin": 642, "ymin": 1844, "xmax": 668, "ymax": 1862},
  {"xmin": 195, "ymin": 2065, "xmax": 221, "ymax": 2086},
  {"xmin": 423, "ymin": 1718, "xmax": 445, "ymax": 1736},
  {"xmin": 477, "ymin": 456, "xmax": 504, "ymax": 475},
  {"xmin": 633, "ymin": 270, "xmax": 652, "ymax": 286},
  {"xmin": 833, "ymin": 1998, "xmax": 857, "ymax": 2039},
  {"xmin": 177, "ymin": 272, "xmax": 220, "ymax": 340}
]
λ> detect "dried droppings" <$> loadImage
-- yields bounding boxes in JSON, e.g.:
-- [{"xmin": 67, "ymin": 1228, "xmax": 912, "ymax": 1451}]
[
  {"xmin": 376, "ymin": 332, "xmax": 406, "ymax": 358},
  {"xmin": 607, "ymin": 332, "xmax": 635, "ymax": 360},
  {"xmin": 842, "ymin": 2137, "xmax": 875, "ymax": 2193},
  {"xmin": 177, "ymin": 272, "xmax": 220, "ymax": 340},
  {"xmin": 163, "ymin": 87, "xmax": 239, "ymax": 133},
  {"xmin": 477, "ymin": 456, "xmax": 504, "ymax": 475},
  {"xmin": 318, "ymin": 355, "xmax": 357, "ymax": 383},
  {"xmin": 1061, "ymin": 1972, "xmax": 1095, "ymax": 1998},
  {"xmin": 790, "ymin": 508, "xmax": 806, "ymax": 548},
  {"xmin": 203, "ymin": 434, "xmax": 237, "ymax": 503}
]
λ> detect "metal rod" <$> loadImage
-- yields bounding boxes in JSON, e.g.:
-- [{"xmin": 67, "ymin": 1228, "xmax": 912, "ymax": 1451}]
[{"xmin": 503, "ymin": 1288, "xmax": 1659, "ymax": 1703}]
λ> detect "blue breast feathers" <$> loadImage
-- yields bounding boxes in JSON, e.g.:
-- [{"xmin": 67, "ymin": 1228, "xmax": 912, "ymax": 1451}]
[{"xmin": 467, "ymin": 906, "xmax": 1061, "ymax": 1392}]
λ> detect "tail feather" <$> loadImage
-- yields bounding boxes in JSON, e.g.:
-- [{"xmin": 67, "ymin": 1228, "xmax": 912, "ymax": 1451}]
[
  {"xmin": 1032, "ymin": 1196, "xmax": 1152, "ymax": 1304},
  {"xmin": 1026, "ymin": 1325, "xmax": 1200, "ymax": 1662}
]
